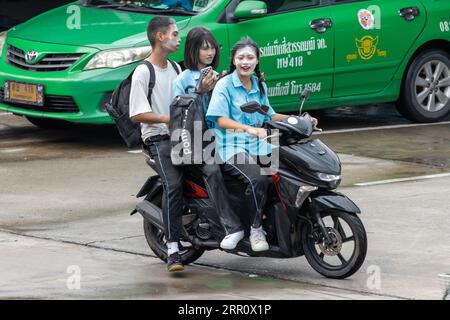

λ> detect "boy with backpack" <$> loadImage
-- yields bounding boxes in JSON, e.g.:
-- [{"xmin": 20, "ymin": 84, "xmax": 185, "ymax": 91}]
[{"xmin": 129, "ymin": 16, "xmax": 185, "ymax": 272}]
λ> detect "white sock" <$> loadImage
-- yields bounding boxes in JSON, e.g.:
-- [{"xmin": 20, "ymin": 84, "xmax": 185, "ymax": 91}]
[
  {"xmin": 167, "ymin": 242, "xmax": 179, "ymax": 255},
  {"xmin": 251, "ymin": 226, "xmax": 263, "ymax": 234}
]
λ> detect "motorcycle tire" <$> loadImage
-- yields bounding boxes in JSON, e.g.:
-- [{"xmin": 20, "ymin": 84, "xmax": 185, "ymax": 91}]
[
  {"xmin": 143, "ymin": 191, "xmax": 205, "ymax": 265},
  {"xmin": 301, "ymin": 210, "xmax": 367, "ymax": 279}
]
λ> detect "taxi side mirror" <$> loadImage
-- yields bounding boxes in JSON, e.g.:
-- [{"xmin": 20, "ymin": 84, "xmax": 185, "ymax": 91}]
[{"xmin": 234, "ymin": 1, "xmax": 267, "ymax": 20}]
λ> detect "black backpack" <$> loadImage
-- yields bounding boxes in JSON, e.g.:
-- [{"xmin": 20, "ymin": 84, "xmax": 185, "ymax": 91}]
[
  {"xmin": 169, "ymin": 87, "xmax": 209, "ymax": 166},
  {"xmin": 106, "ymin": 60, "xmax": 180, "ymax": 148}
]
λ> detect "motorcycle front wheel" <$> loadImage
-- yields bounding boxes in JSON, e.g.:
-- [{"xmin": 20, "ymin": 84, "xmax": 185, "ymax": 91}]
[
  {"xmin": 301, "ymin": 210, "xmax": 367, "ymax": 279},
  {"xmin": 143, "ymin": 191, "xmax": 205, "ymax": 265}
]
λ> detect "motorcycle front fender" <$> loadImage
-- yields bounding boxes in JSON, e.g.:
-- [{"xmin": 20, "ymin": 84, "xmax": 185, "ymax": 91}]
[{"xmin": 310, "ymin": 192, "xmax": 361, "ymax": 215}]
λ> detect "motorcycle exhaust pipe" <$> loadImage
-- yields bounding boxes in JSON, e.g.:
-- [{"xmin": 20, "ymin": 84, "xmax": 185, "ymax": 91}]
[{"xmin": 135, "ymin": 200, "xmax": 165, "ymax": 230}]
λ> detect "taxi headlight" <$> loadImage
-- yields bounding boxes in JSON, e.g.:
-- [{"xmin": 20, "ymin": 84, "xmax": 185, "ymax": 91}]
[
  {"xmin": 84, "ymin": 46, "xmax": 151, "ymax": 70},
  {"xmin": 0, "ymin": 32, "xmax": 7, "ymax": 59}
]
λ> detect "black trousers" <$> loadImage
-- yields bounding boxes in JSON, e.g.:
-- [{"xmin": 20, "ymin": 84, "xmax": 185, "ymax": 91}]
[
  {"xmin": 221, "ymin": 153, "xmax": 269, "ymax": 229},
  {"xmin": 145, "ymin": 136, "xmax": 184, "ymax": 242},
  {"xmin": 201, "ymin": 164, "xmax": 243, "ymax": 235},
  {"xmin": 145, "ymin": 136, "xmax": 243, "ymax": 242}
]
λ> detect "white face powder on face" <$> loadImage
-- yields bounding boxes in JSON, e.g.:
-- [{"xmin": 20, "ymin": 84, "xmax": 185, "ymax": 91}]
[
  {"xmin": 163, "ymin": 38, "xmax": 179, "ymax": 52},
  {"xmin": 162, "ymin": 24, "xmax": 180, "ymax": 53},
  {"xmin": 233, "ymin": 46, "xmax": 258, "ymax": 77}
]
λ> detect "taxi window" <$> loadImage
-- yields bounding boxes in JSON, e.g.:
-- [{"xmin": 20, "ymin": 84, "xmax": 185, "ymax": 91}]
[
  {"xmin": 262, "ymin": 0, "xmax": 321, "ymax": 14},
  {"xmin": 192, "ymin": 0, "xmax": 217, "ymax": 12}
]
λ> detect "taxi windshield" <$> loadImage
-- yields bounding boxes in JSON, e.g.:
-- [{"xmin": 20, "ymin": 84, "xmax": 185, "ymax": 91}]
[{"xmin": 81, "ymin": 0, "xmax": 217, "ymax": 14}]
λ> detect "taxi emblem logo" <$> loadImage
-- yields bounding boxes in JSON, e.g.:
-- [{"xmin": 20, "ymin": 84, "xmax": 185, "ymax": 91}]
[
  {"xmin": 358, "ymin": 9, "xmax": 375, "ymax": 30},
  {"xmin": 355, "ymin": 36, "xmax": 378, "ymax": 60}
]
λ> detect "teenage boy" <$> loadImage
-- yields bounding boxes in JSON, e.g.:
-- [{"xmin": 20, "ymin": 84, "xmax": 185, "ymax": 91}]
[{"xmin": 129, "ymin": 16, "xmax": 184, "ymax": 272}]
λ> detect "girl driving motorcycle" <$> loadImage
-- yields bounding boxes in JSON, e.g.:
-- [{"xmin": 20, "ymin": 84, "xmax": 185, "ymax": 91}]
[{"xmin": 206, "ymin": 37, "xmax": 295, "ymax": 252}]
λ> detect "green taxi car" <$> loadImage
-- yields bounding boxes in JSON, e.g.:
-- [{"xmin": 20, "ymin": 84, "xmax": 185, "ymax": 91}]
[{"xmin": 0, "ymin": 0, "xmax": 449, "ymax": 129}]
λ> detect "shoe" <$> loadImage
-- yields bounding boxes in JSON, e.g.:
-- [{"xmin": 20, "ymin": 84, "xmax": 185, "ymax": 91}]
[
  {"xmin": 220, "ymin": 230, "xmax": 245, "ymax": 250},
  {"xmin": 250, "ymin": 228, "xmax": 269, "ymax": 252},
  {"xmin": 167, "ymin": 252, "xmax": 184, "ymax": 272}
]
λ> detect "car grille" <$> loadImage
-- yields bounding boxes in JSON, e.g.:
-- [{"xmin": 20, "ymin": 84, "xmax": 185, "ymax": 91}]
[
  {"xmin": 6, "ymin": 45, "xmax": 84, "ymax": 72},
  {"xmin": 0, "ymin": 88, "xmax": 80, "ymax": 113}
]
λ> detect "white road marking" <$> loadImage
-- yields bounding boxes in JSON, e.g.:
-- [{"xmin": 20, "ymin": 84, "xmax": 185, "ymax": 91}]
[
  {"xmin": 315, "ymin": 121, "xmax": 450, "ymax": 135},
  {"xmin": 355, "ymin": 173, "xmax": 450, "ymax": 186},
  {"xmin": 127, "ymin": 150, "xmax": 142, "ymax": 154},
  {"xmin": 2, "ymin": 138, "xmax": 46, "ymax": 144},
  {"xmin": 0, "ymin": 112, "xmax": 12, "ymax": 116},
  {"xmin": 0, "ymin": 148, "xmax": 27, "ymax": 153}
]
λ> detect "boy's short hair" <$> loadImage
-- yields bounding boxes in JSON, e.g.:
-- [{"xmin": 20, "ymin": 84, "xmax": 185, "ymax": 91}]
[{"xmin": 147, "ymin": 16, "xmax": 177, "ymax": 46}]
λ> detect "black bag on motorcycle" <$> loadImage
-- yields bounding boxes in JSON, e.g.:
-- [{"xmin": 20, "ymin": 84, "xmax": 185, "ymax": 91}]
[{"xmin": 169, "ymin": 93, "xmax": 207, "ymax": 166}]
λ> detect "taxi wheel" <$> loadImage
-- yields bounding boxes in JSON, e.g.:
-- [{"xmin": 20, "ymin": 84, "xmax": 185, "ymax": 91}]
[
  {"xmin": 397, "ymin": 49, "xmax": 450, "ymax": 122},
  {"xmin": 26, "ymin": 116, "xmax": 73, "ymax": 130}
]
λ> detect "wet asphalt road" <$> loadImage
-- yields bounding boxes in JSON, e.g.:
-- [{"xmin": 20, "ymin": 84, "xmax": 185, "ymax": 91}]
[{"xmin": 0, "ymin": 104, "xmax": 449, "ymax": 300}]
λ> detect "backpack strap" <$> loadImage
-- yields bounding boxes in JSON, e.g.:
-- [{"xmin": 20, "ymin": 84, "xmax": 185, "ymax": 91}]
[
  {"xmin": 184, "ymin": 85, "xmax": 196, "ymax": 94},
  {"xmin": 141, "ymin": 60, "xmax": 156, "ymax": 106},
  {"xmin": 141, "ymin": 60, "xmax": 180, "ymax": 105},
  {"xmin": 168, "ymin": 59, "xmax": 181, "ymax": 75}
]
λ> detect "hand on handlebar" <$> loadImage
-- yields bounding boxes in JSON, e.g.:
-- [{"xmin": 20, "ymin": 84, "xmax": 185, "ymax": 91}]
[
  {"xmin": 261, "ymin": 133, "xmax": 280, "ymax": 142},
  {"xmin": 246, "ymin": 127, "xmax": 267, "ymax": 139},
  {"xmin": 311, "ymin": 116, "xmax": 322, "ymax": 132}
]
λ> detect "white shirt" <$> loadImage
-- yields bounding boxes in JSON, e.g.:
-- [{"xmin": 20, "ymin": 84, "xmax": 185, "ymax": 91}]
[{"xmin": 129, "ymin": 61, "xmax": 180, "ymax": 141}]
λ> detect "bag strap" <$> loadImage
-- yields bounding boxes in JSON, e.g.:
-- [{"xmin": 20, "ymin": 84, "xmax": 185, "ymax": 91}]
[
  {"xmin": 184, "ymin": 85, "xmax": 196, "ymax": 94},
  {"xmin": 168, "ymin": 59, "xmax": 181, "ymax": 75},
  {"xmin": 141, "ymin": 60, "xmax": 156, "ymax": 106},
  {"xmin": 140, "ymin": 60, "xmax": 180, "ymax": 105}
]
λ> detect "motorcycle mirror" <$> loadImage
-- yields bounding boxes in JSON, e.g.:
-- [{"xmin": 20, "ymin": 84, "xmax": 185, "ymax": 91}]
[
  {"xmin": 240, "ymin": 101, "xmax": 261, "ymax": 114},
  {"xmin": 301, "ymin": 88, "xmax": 311, "ymax": 100},
  {"xmin": 257, "ymin": 105, "xmax": 270, "ymax": 115},
  {"xmin": 299, "ymin": 88, "xmax": 312, "ymax": 116}
]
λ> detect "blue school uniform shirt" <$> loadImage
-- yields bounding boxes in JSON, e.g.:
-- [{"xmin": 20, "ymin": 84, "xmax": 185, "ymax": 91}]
[
  {"xmin": 172, "ymin": 69, "xmax": 213, "ymax": 127},
  {"xmin": 205, "ymin": 71, "xmax": 276, "ymax": 162}
]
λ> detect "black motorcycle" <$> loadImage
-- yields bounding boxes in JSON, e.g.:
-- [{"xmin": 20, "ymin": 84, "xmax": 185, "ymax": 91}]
[{"xmin": 132, "ymin": 89, "xmax": 367, "ymax": 279}]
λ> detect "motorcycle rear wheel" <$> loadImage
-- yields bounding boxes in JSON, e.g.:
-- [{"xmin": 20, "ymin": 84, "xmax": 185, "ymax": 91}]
[
  {"xmin": 301, "ymin": 210, "xmax": 367, "ymax": 279},
  {"xmin": 143, "ymin": 191, "xmax": 205, "ymax": 265}
]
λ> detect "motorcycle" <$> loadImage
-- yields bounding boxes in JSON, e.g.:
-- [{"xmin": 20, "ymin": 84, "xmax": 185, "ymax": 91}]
[{"xmin": 131, "ymin": 89, "xmax": 367, "ymax": 279}]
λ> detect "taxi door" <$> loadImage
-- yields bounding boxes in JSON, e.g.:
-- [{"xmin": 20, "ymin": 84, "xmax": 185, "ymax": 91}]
[
  {"xmin": 226, "ymin": 0, "xmax": 334, "ymax": 111},
  {"xmin": 330, "ymin": 0, "xmax": 426, "ymax": 97}
]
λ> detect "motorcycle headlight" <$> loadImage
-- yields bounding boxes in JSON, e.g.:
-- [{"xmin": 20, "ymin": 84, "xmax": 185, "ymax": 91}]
[
  {"xmin": 84, "ymin": 46, "xmax": 152, "ymax": 70},
  {"xmin": 317, "ymin": 173, "xmax": 341, "ymax": 182},
  {"xmin": 0, "ymin": 32, "xmax": 7, "ymax": 59}
]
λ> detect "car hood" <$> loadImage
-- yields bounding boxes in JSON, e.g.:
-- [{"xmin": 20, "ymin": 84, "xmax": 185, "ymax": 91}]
[{"xmin": 7, "ymin": 4, "xmax": 192, "ymax": 50}]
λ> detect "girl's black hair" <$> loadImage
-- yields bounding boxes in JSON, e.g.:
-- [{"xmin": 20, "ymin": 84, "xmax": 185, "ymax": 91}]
[
  {"xmin": 184, "ymin": 27, "xmax": 220, "ymax": 70},
  {"xmin": 229, "ymin": 37, "xmax": 265, "ymax": 97}
]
